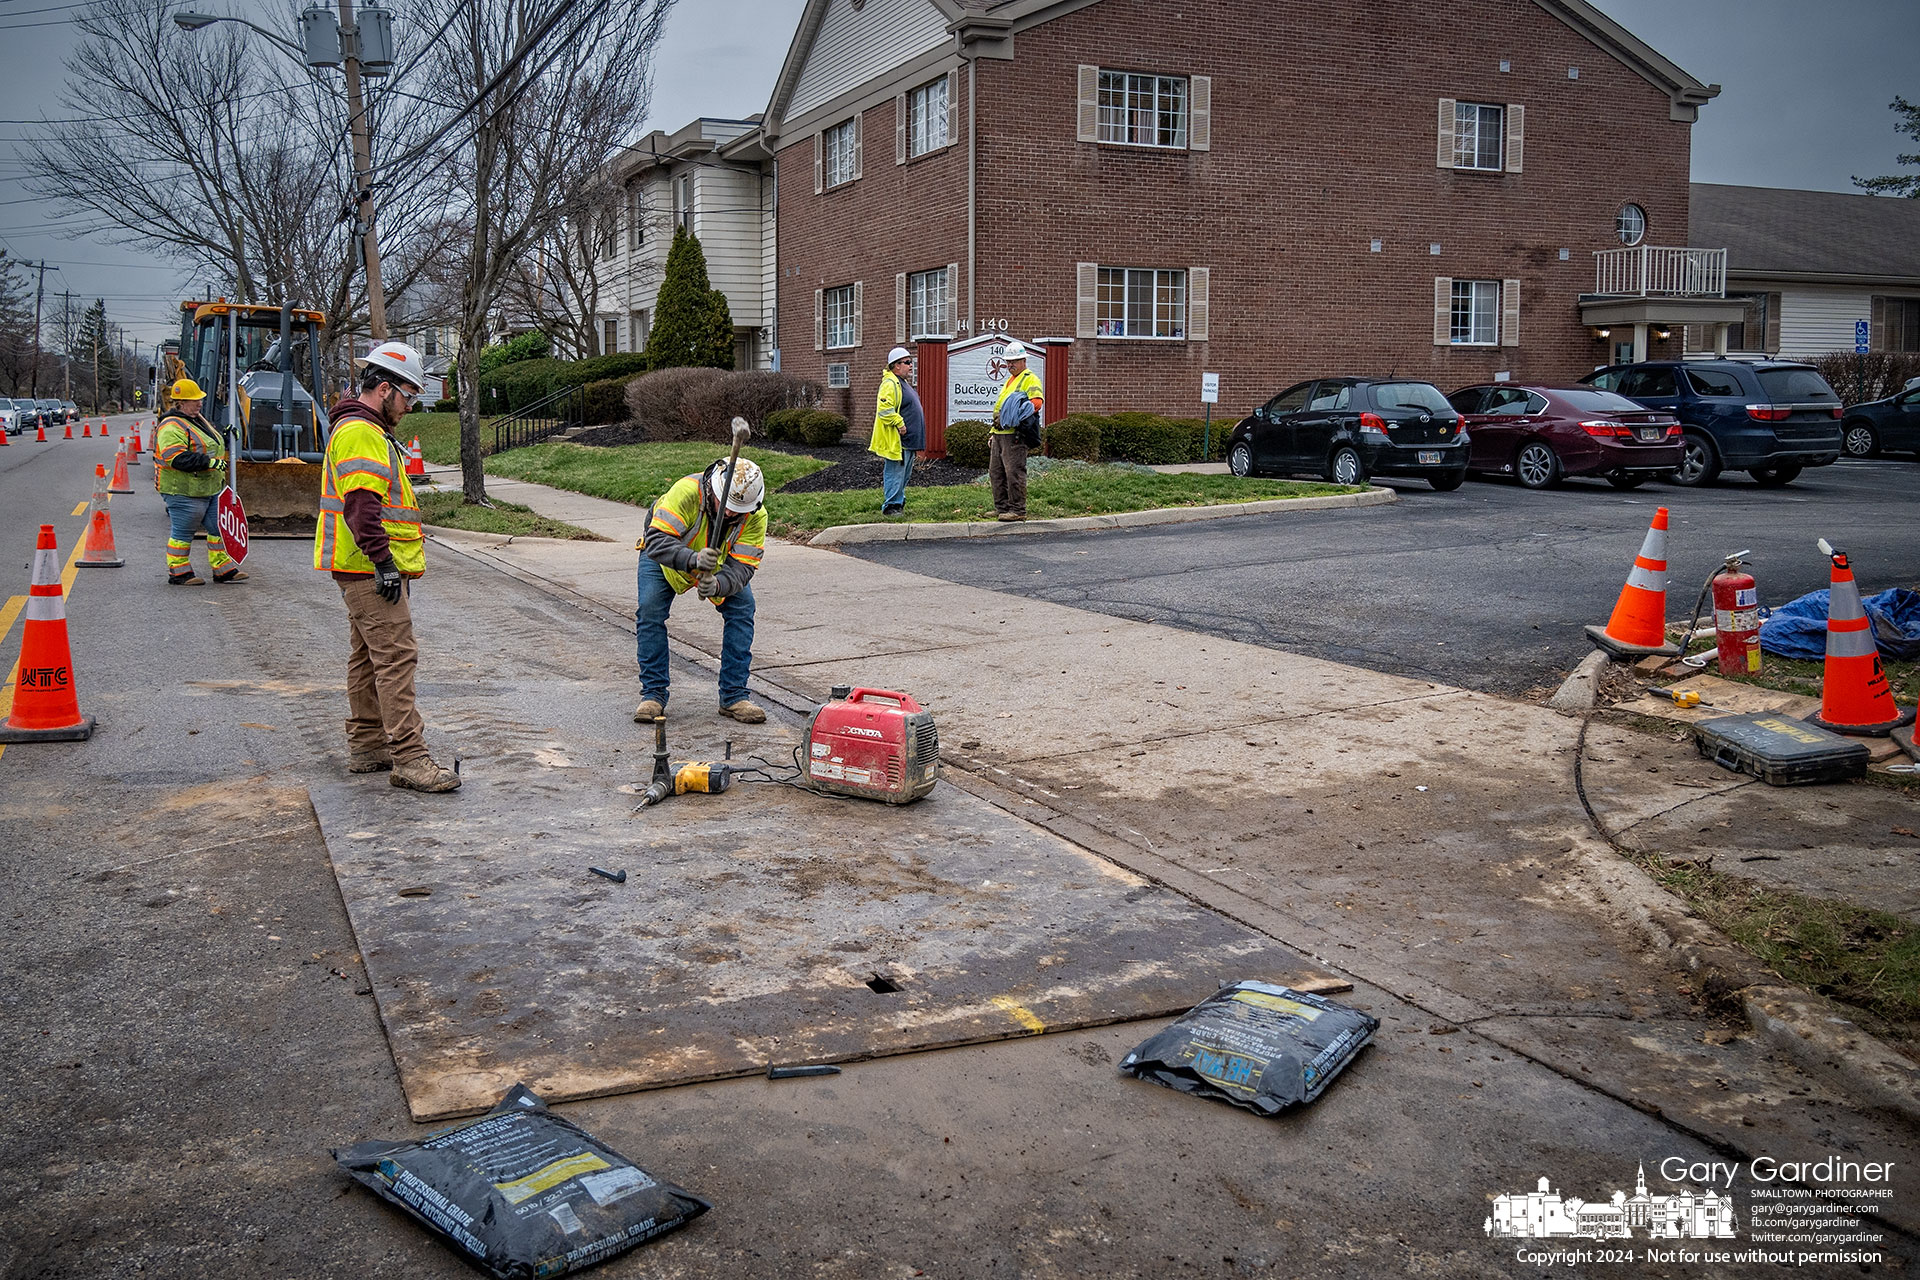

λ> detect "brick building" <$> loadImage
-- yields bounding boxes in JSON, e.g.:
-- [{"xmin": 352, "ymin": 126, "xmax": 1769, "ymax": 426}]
[{"xmin": 762, "ymin": 0, "xmax": 1720, "ymax": 421}]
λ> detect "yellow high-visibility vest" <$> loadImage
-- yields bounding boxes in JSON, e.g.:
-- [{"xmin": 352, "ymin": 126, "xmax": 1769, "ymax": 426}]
[
  {"xmin": 312, "ymin": 415, "xmax": 424, "ymax": 576},
  {"xmin": 991, "ymin": 368, "xmax": 1043, "ymax": 435},
  {"xmin": 649, "ymin": 472, "xmax": 766, "ymax": 595}
]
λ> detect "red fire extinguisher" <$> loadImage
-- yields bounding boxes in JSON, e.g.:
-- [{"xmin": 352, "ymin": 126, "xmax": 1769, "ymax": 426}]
[{"xmin": 1712, "ymin": 551, "xmax": 1761, "ymax": 676}]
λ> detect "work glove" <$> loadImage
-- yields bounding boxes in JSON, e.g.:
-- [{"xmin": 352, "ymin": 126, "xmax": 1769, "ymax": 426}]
[
  {"xmin": 173, "ymin": 450, "xmax": 211, "ymax": 472},
  {"xmin": 697, "ymin": 575, "xmax": 724, "ymax": 600},
  {"xmin": 690, "ymin": 547, "xmax": 721, "ymax": 573},
  {"xmin": 372, "ymin": 558, "xmax": 403, "ymax": 603}
]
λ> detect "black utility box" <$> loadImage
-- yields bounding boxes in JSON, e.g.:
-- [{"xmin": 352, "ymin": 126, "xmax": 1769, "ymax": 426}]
[{"xmin": 1694, "ymin": 713, "xmax": 1870, "ymax": 786}]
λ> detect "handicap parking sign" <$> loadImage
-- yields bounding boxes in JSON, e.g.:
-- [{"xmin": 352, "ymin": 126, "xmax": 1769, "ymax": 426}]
[{"xmin": 1856, "ymin": 319, "xmax": 1871, "ymax": 353}]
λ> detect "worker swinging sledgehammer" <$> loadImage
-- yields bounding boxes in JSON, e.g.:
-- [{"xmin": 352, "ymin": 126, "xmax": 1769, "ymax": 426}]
[{"xmin": 634, "ymin": 420, "xmax": 768, "ymax": 726}]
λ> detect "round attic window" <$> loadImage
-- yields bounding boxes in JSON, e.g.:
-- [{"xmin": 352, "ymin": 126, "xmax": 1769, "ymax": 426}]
[{"xmin": 1617, "ymin": 204, "xmax": 1647, "ymax": 246}]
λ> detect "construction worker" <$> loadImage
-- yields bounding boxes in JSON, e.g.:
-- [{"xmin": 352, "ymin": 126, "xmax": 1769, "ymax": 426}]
[
  {"xmin": 634, "ymin": 457, "xmax": 768, "ymax": 725},
  {"xmin": 871, "ymin": 346, "xmax": 924, "ymax": 515},
  {"xmin": 312, "ymin": 340, "xmax": 459, "ymax": 793},
  {"xmin": 989, "ymin": 340, "xmax": 1043, "ymax": 521},
  {"xmin": 154, "ymin": 378, "xmax": 247, "ymax": 585}
]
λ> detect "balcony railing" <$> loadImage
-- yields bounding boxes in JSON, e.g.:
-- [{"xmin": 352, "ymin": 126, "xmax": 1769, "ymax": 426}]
[{"xmin": 1592, "ymin": 246, "xmax": 1726, "ymax": 298}]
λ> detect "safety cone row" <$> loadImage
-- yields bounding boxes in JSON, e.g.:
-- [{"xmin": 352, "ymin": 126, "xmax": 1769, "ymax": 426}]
[
  {"xmin": 1810, "ymin": 547, "xmax": 1914, "ymax": 737},
  {"xmin": 1586, "ymin": 507, "xmax": 1683, "ymax": 658},
  {"xmin": 0, "ymin": 524, "xmax": 94, "ymax": 743},
  {"xmin": 77, "ymin": 463, "xmax": 124, "ymax": 568}
]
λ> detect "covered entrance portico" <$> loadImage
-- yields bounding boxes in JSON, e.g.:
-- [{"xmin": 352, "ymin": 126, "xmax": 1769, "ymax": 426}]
[{"xmin": 1578, "ymin": 296, "xmax": 1750, "ymax": 362}]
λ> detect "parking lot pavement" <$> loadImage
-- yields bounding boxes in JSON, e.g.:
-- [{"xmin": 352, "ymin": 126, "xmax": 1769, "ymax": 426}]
[{"xmin": 847, "ymin": 457, "xmax": 1918, "ymax": 695}]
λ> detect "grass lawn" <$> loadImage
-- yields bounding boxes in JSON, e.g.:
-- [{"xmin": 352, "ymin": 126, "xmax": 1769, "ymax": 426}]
[
  {"xmin": 415, "ymin": 489, "xmax": 605, "ymax": 541},
  {"xmin": 402, "ymin": 411, "xmax": 496, "ymax": 466},
  {"xmin": 485, "ymin": 443, "xmax": 828, "ymax": 508},
  {"xmin": 1702, "ymin": 650, "xmax": 1920, "ymax": 707}
]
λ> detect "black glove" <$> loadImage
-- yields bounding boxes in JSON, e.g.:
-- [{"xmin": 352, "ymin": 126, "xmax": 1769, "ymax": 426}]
[
  {"xmin": 372, "ymin": 558, "xmax": 403, "ymax": 603},
  {"xmin": 173, "ymin": 450, "xmax": 211, "ymax": 472}
]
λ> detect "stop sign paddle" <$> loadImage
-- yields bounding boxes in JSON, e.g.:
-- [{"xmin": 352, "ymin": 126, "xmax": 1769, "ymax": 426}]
[{"xmin": 216, "ymin": 485, "xmax": 250, "ymax": 564}]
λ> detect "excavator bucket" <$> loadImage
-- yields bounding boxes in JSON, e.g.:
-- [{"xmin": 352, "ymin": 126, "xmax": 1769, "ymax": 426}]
[{"xmin": 234, "ymin": 458, "xmax": 326, "ymax": 535}]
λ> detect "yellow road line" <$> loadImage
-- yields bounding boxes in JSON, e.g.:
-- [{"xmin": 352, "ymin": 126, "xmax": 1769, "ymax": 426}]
[
  {"xmin": 0, "ymin": 596, "xmax": 22, "ymax": 649},
  {"xmin": 70, "ymin": 501, "xmax": 86, "ymax": 516},
  {"xmin": 990, "ymin": 995, "xmax": 1046, "ymax": 1034}
]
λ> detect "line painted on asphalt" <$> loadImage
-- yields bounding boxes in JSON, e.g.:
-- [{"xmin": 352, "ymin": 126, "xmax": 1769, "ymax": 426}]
[
  {"xmin": 70, "ymin": 501, "xmax": 85, "ymax": 516},
  {"xmin": 989, "ymin": 995, "xmax": 1046, "ymax": 1033},
  {"xmin": 0, "ymin": 596, "xmax": 21, "ymax": 649}
]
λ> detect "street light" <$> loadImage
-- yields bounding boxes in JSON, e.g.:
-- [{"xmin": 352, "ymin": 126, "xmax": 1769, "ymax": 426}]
[{"xmin": 174, "ymin": 4, "xmax": 394, "ymax": 340}]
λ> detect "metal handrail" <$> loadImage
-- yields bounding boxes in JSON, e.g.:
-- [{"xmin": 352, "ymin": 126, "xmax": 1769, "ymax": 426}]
[
  {"xmin": 491, "ymin": 383, "xmax": 586, "ymax": 454},
  {"xmin": 1592, "ymin": 246, "xmax": 1726, "ymax": 298}
]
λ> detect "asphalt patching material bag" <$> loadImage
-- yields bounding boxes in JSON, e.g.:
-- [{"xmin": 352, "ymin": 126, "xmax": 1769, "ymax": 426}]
[
  {"xmin": 1120, "ymin": 981, "xmax": 1378, "ymax": 1115},
  {"xmin": 333, "ymin": 1083, "xmax": 710, "ymax": 1279}
]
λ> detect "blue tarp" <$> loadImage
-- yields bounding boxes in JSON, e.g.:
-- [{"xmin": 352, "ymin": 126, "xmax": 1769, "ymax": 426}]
[{"xmin": 1758, "ymin": 587, "xmax": 1920, "ymax": 661}]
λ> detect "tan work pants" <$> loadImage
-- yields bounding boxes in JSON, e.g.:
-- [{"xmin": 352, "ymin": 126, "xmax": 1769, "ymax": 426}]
[
  {"xmin": 988, "ymin": 433, "xmax": 1028, "ymax": 515},
  {"xmin": 339, "ymin": 576, "xmax": 427, "ymax": 764}
]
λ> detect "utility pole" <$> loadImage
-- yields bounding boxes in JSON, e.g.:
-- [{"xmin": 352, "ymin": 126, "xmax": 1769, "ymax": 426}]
[
  {"xmin": 23, "ymin": 260, "xmax": 58, "ymax": 397},
  {"xmin": 340, "ymin": 0, "xmax": 388, "ymax": 340}
]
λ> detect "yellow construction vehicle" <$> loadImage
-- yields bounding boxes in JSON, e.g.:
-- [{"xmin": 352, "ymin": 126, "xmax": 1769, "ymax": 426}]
[{"xmin": 161, "ymin": 299, "xmax": 333, "ymax": 535}]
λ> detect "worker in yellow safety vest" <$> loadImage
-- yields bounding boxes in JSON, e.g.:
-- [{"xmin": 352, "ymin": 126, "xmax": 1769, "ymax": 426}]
[
  {"xmin": 312, "ymin": 340, "xmax": 459, "ymax": 793},
  {"xmin": 989, "ymin": 340, "xmax": 1043, "ymax": 521},
  {"xmin": 155, "ymin": 377, "xmax": 247, "ymax": 585},
  {"xmin": 633, "ymin": 456, "xmax": 769, "ymax": 725}
]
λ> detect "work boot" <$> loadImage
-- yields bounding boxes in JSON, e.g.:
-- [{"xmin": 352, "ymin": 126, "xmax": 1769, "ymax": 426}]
[
  {"xmin": 632, "ymin": 698, "xmax": 665, "ymax": 723},
  {"xmin": 390, "ymin": 756, "xmax": 461, "ymax": 793},
  {"xmin": 347, "ymin": 750, "xmax": 392, "ymax": 774},
  {"xmin": 996, "ymin": 513, "xmax": 1025, "ymax": 522},
  {"xmin": 211, "ymin": 568, "xmax": 249, "ymax": 583},
  {"xmin": 720, "ymin": 699, "xmax": 766, "ymax": 724},
  {"xmin": 168, "ymin": 571, "xmax": 205, "ymax": 586}
]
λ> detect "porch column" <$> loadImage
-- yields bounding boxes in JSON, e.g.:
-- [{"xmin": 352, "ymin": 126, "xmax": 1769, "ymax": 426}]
[
  {"xmin": 1632, "ymin": 323, "xmax": 1649, "ymax": 363},
  {"xmin": 1712, "ymin": 323, "xmax": 1729, "ymax": 357}
]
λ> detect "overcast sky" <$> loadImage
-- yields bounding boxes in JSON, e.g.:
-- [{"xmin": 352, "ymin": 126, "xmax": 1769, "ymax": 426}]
[{"xmin": 0, "ymin": 0, "xmax": 1912, "ymax": 346}]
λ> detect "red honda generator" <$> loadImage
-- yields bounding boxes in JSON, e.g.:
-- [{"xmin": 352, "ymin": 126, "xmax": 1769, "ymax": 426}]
[{"xmin": 805, "ymin": 686, "xmax": 939, "ymax": 804}]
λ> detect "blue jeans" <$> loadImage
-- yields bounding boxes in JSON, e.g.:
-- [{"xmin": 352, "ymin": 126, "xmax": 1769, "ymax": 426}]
[
  {"xmin": 636, "ymin": 558, "xmax": 755, "ymax": 706},
  {"xmin": 162, "ymin": 493, "xmax": 232, "ymax": 573},
  {"xmin": 882, "ymin": 450, "xmax": 916, "ymax": 509}
]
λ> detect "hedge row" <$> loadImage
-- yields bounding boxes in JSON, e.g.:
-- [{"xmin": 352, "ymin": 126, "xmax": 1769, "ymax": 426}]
[
  {"xmin": 763, "ymin": 407, "xmax": 850, "ymax": 447},
  {"xmin": 1809, "ymin": 350, "xmax": 1920, "ymax": 406},
  {"xmin": 942, "ymin": 412, "xmax": 1232, "ymax": 468},
  {"xmin": 625, "ymin": 367, "xmax": 825, "ymax": 442},
  {"xmin": 481, "ymin": 352, "xmax": 652, "ymax": 413}
]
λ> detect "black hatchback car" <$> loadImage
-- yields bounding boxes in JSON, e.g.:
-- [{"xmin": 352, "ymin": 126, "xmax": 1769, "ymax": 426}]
[
  {"xmin": 1227, "ymin": 378, "xmax": 1470, "ymax": 489},
  {"xmin": 1579, "ymin": 359, "xmax": 1843, "ymax": 487}
]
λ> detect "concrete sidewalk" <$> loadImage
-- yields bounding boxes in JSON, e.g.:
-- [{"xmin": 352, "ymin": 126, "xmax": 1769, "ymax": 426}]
[{"xmin": 425, "ymin": 473, "xmax": 1920, "ymax": 1235}]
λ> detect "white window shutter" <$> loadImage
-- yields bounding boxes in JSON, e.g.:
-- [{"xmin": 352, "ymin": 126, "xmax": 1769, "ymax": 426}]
[
  {"xmin": 1077, "ymin": 64, "xmax": 1099, "ymax": 143},
  {"xmin": 814, "ymin": 288, "xmax": 823, "ymax": 351},
  {"xmin": 1433, "ymin": 277, "xmax": 1453, "ymax": 345},
  {"xmin": 945, "ymin": 262, "xmax": 959, "ymax": 333},
  {"xmin": 1501, "ymin": 278, "xmax": 1521, "ymax": 346},
  {"xmin": 946, "ymin": 70, "xmax": 959, "ymax": 148},
  {"xmin": 1436, "ymin": 98, "xmax": 1456, "ymax": 169},
  {"xmin": 895, "ymin": 94, "xmax": 907, "ymax": 164},
  {"xmin": 1504, "ymin": 104, "xmax": 1524, "ymax": 173},
  {"xmin": 895, "ymin": 272, "xmax": 907, "ymax": 344},
  {"xmin": 1188, "ymin": 267, "xmax": 1210, "ymax": 340},
  {"xmin": 852, "ymin": 279, "xmax": 863, "ymax": 346},
  {"xmin": 1076, "ymin": 262, "xmax": 1098, "ymax": 338},
  {"xmin": 1189, "ymin": 75, "xmax": 1211, "ymax": 151},
  {"xmin": 852, "ymin": 113, "xmax": 863, "ymax": 179},
  {"xmin": 814, "ymin": 133, "xmax": 823, "ymax": 194}
]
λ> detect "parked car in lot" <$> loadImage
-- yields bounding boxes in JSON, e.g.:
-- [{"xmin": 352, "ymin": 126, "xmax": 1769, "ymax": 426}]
[
  {"xmin": 1445, "ymin": 383, "xmax": 1683, "ymax": 490},
  {"xmin": 1579, "ymin": 359, "xmax": 1843, "ymax": 487},
  {"xmin": 1228, "ymin": 377, "xmax": 1470, "ymax": 489},
  {"xmin": 9, "ymin": 398, "xmax": 43, "ymax": 433},
  {"xmin": 1840, "ymin": 385, "xmax": 1920, "ymax": 458}
]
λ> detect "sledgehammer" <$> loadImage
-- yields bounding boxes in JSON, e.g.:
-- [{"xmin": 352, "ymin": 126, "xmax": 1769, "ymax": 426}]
[{"xmin": 691, "ymin": 417, "xmax": 752, "ymax": 594}]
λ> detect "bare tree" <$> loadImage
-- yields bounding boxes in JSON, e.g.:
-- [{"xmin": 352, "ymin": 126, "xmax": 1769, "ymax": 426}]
[
  {"xmin": 412, "ymin": 0, "xmax": 675, "ymax": 502},
  {"xmin": 498, "ymin": 183, "xmax": 644, "ymax": 360}
]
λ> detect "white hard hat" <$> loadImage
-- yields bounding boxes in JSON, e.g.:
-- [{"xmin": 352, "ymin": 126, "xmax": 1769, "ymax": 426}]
[
  {"xmin": 1002, "ymin": 340, "xmax": 1027, "ymax": 360},
  {"xmin": 710, "ymin": 457, "xmax": 764, "ymax": 514},
  {"xmin": 886, "ymin": 346, "xmax": 912, "ymax": 365},
  {"xmin": 356, "ymin": 340, "xmax": 427, "ymax": 391}
]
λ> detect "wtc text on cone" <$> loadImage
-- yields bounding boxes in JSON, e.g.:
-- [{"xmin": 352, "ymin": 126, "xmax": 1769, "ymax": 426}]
[
  {"xmin": 1587, "ymin": 507, "xmax": 1683, "ymax": 658},
  {"xmin": 0, "ymin": 524, "xmax": 94, "ymax": 743}
]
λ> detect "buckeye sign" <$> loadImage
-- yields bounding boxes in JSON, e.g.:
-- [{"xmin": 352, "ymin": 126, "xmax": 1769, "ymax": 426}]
[{"xmin": 216, "ymin": 485, "xmax": 250, "ymax": 564}]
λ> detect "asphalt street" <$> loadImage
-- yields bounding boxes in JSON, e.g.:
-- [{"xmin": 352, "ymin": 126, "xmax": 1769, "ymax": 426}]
[{"xmin": 849, "ymin": 458, "xmax": 1919, "ymax": 694}]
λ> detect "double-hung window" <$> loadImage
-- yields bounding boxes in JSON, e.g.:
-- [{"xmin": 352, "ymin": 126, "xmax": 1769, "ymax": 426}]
[
  {"xmin": 1453, "ymin": 102, "xmax": 1504, "ymax": 170},
  {"xmin": 824, "ymin": 285, "xmax": 856, "ymax": 349},
  {"xmin": 674, "ymin": 175, "xmax": 693, "ymax": 233},
  {"xmin": 1097, "ymin": 71, "xmax": 1187, "ymax": 148},
  {"xmin": 1450, "ymin": 280, "xmax": 1500, "ymax": 345},
  {"xmin": 908, "ymin": 269, "xmax": 948, "ymax": 337},
  {"xmin": 824, "ymin": 120, "xmax": 857, "ymax": 187},
  {"xmin": 908, "ymin": 78, "xmax": 949, "ymax": 156},
  {"xmin": 1096, "ymin": 267, "xmax": 1186, "ymax": 339}
]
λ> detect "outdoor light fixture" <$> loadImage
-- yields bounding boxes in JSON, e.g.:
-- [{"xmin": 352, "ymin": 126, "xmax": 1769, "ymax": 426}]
[
  {"xmin": 173, "ymin": 10, "xmax": 216, "ymax": 28},
  {"xmin": 1653, "ymin": 326, "xmax": 1672, "ymax": 341},
  {"xmin": 1593, "ymin": 327, "xmax": 1611, "ymax": 339}
]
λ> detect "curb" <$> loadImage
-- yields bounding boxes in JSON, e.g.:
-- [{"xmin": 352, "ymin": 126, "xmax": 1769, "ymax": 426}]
[
  {"xmin": 806, "ymin": 486, "xmax": 1394, "ymax": 546},
  {"xmin": 1546, "ymin": 650, "xmax": 1609, "ymax": 712}
]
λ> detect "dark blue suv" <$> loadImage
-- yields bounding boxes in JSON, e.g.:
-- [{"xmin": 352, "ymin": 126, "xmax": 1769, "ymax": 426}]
[{"xmin": 1579, "ymin": 360, "xmax": 1843, "ymax": 487}]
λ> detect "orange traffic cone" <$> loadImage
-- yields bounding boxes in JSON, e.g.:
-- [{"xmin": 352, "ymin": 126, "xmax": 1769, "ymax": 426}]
[
  {"xmin": 130, "ymin": 424, "xmax": 142, "ymax": 458},
  {"xmin": 1809, "ymin": 546, "xmax": 1914, "ymax": 736},
  {"xmin": 405, "ymin": 436, "xmax": 425, "ymax": 477},
  {"xmin": 0, "ymin": 423, "xmax": 7, "ymax": 446},
  {"xmin": 62, "ymin": 420, "xmax": 73, "ymax": 439},
  {"xmin": 0, "ymin": 524, "xmax": 95, "ymax": 743},
  {"xmin": 81, "ymin": 421, "xmax": 91, "ymax": 437},
  {"xmin": 109, "ymin": 441, "xmax": 133, "ymax": 494},
  {"xmin": 35, "ymin": 423, "xmax": 47, "ymax": 442},
  {"xmin": 1586, "ymin": 507, "xmax": 1683, "ymax": 657},
  {"xmin": 77, "ymin": 464, "xmax": 124, "ymax": 568}
]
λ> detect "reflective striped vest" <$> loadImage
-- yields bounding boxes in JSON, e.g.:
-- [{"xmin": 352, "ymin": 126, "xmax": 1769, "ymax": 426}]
[
  {"xmin": 991, "ymin": 368, "xmax": 1043, "ymax": 435},
  {"xmin": 312, "ymin": 415, "xmax": 424, "ymax": 576},
  {"xmin": 154, "ymin": 415, "xmax": 227, "ymax": 497},
  {"xmin": 649, "ymin": 471, "xmax": 766, "ymax": 595}
]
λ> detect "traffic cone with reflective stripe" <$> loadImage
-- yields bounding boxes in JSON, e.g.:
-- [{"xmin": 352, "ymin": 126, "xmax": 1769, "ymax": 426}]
[
  {"xmin": 0, "ymin": 423, "xmax": 8, "ymax": 446},
  {"xmin": 1586, "ymin": 507, "xmax": 1683, "ymax": 657},
  {"xmin": 0, "ymin": 524, "xmax": 94, "ymax": 743},
  {"xmin": 108, "ymin": 441, "xmax": 133, "ymax": 494},
  {"xmin": 35, "ymin": 422, "xmax": 47, "ymax": 442},
  {"xmin": 81, "ymin": 421, "xmax": 91, "ymax": 437},
  {"xmin": 77, "ymin": 464, "xmax": 124, "ymax": 568},
  {"xmin": 405, "ymin": 436, "xmax": 425, "ymax": 477},
  {"xmin": 1809, "ymin": 547, "xmax": 1914, "ymax": 736},
  {"xmin": 62, "ymin": 420, "xmax": 73, "ymax": 439},
  {"xmin": 129, "ymin": 423, "xmax": 142, "ymax": 459}
]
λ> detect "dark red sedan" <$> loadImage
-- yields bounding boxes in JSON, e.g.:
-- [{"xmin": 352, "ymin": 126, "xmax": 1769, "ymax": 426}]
[{"xmin": 1445, "ymin": 384, "xmax": 1684, "ymax": 490}]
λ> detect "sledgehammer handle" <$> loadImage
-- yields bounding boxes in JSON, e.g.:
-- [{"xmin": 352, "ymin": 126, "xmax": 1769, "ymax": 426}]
[{"xmin": 694, "ymin": 418, "xmax": 753, "ymax": 586}]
